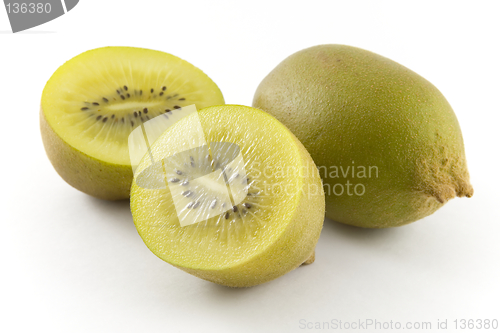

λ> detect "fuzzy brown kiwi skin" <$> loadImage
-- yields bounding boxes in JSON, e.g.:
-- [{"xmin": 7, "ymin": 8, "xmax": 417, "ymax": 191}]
[
  {"xmin": 253, "ymin": 44, "xmax": 474, "ymax": 228},
  {"xmin": 40, "ymin": 108, "xmax": 132, "ymax": 200}
]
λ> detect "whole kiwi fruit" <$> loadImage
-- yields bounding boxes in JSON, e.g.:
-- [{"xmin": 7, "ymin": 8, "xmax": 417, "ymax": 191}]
[{"xmin": 253, "ymin": 44, "xmax": 473, "ymax": 228}]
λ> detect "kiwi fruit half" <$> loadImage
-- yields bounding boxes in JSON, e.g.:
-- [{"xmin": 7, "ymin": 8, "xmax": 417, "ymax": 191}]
[
  {"xmin": 130, "ymin": 105, "xmax": 325, "ymax": 287},
  {"xmin": 41, "ymin": 47, "xmax": 224, "ymax": 200},
  {"xmin": 253, "ymin": 44, "xmax": 473, "ymax": 228}
]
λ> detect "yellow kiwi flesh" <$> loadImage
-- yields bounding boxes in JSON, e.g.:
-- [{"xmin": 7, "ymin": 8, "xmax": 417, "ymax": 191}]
[
  {"xmin": 131, "ymin": 105, "xmax": 325, "ymax": 287},
  {"xmin": 41, "ymin": 47, "xmax": 224, "ymax": 200}
]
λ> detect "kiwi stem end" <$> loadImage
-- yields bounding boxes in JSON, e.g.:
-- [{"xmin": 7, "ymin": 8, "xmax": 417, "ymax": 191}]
[{"xmin": 302, "ymin": 250, "xmax": 315, "ymax": 265}]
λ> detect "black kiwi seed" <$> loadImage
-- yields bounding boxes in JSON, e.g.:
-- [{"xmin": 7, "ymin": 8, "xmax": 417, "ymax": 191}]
[
  {"xmin": 102, "ymin": 117, "xmax": 108, "ymax": 123},
  {"xmin": 138, "ymin": 111, "xmax": 142, "ymax": 116},
  {"xmin": 159, "ymin": 92, "xmax": 164, "ymax": 96},
  {"xmin": 192, "ymin": 202, "xmax": 200, "ymax": 209},
  {"xmin": 232, "ymin": 206, "xmax": 238, "ymax": 212},
  {"xmin": 182, "ymin": 190, "xmax": 193, "ymax": 197},
  {"xmin": 111, "ymin": 114, "xmax": 115, "ymax": 119},
  {"xmin": 131, "ymin": 121, "xmax": 134, "ymax": 127},
  {"xmin": 143, "ymin": 108, "xmax": 148, "ymax": 114},
  {"xmin": 121, "ymin": 117, "xmax": 125, "ymax": 123},
  {"xmin": 96, "ymin": 115, "xmax": 102, "ymax": 121},
  {"xmin": 124, "ymin": 85, "xmax": 128, "ymax": 91},
  {"xmin": 174, "ymin": 105, "xmax": 181, "ymax": 109},
  {"xmin": 134, "ymin": 111, "xmax": 138, "ymax": 117},
  {"xmin": 181, "ymin": 181, "xmax": 189, "ymax": 186},
  {"xmin": 169, "ymin": 178, "xmax": 180, "ymax": 183},
  {"xmin": 187, "ymin": 202, "xmax": 194, "ymax": 209},
  {"xmin": 116, "ymin": 90, "xmax": 121, "ymax": 95},
  {"xmin": 162, "ymin": 86, "xmax": 167, "ymax": 91},
  {"xmin": 103, "ymin": 97, "xmax": 108, "ymax": 102},
  {"xmin": 179, "ymin": 98, "xmax": 186, "ymax": 101},
  {"xmin": 165, "ymin": 109, "xmax": 171, "ymax": 112},
  {"xmin": 176, "ymin": 170, "xmax": 183, "ymax": 175},
  {"xmin": 190, "ymin": 156, "xmax": 194, "ymax": 161},
  {"xmin": 150, "ymin": 88, "xmax": 154, "ymax": 93},
  {"xmin": 242, "ymin": 209, "xmax": 247, "ymax": 214},
  {"xmin": 127, "ymin": 93, "xmax": 130, "ymax": 98},
  {"xmin": 140, "ymin": 90, "xmax": 143, "ymax": 95},
  {"xmin": 225, "ymin": 212, "xmax": 230, "ymax": 219},
  {"xmin": 243, "ymin": 203, "xmax": 252, "ymax": 209},
  {"xmin": 92, "ymin": 102, "xmax": 99, "ymax": 106},
  {"xmin": 120, "ymin": 95, "xmax": 125, "ymax": 100},
  {"xmin": 81, "ymin": 107, "xmax": 89, "ymax": 111}
]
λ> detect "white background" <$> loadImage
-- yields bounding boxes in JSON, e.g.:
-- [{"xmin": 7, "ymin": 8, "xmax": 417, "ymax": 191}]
[{"xmin": 1, "ymin": 1, "xmax": 499, "ymax": 332}]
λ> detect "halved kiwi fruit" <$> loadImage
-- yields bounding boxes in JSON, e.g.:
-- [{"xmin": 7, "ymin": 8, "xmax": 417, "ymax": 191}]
[
  {"xmin": 41, "ymin": 47, "xmax": 224, "ymax": 200},
  {"xmin": 130, "ymin": 105, "xmax": 325, "ymax": 287}
]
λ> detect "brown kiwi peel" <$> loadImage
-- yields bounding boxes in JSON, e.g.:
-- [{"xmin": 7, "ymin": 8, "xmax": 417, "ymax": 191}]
[{"xmin": 253, "ymin": 44, "xmax": 473, "ymax": 228}]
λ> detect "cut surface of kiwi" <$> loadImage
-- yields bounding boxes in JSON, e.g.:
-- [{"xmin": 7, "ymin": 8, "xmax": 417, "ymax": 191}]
[
  {"xmin": 130, "ymin": 105, "xmax": 325, "ymax": 287},
  {"xmin": 41, "ymin": 47, "xmax": 224, "ymax": 199}
]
